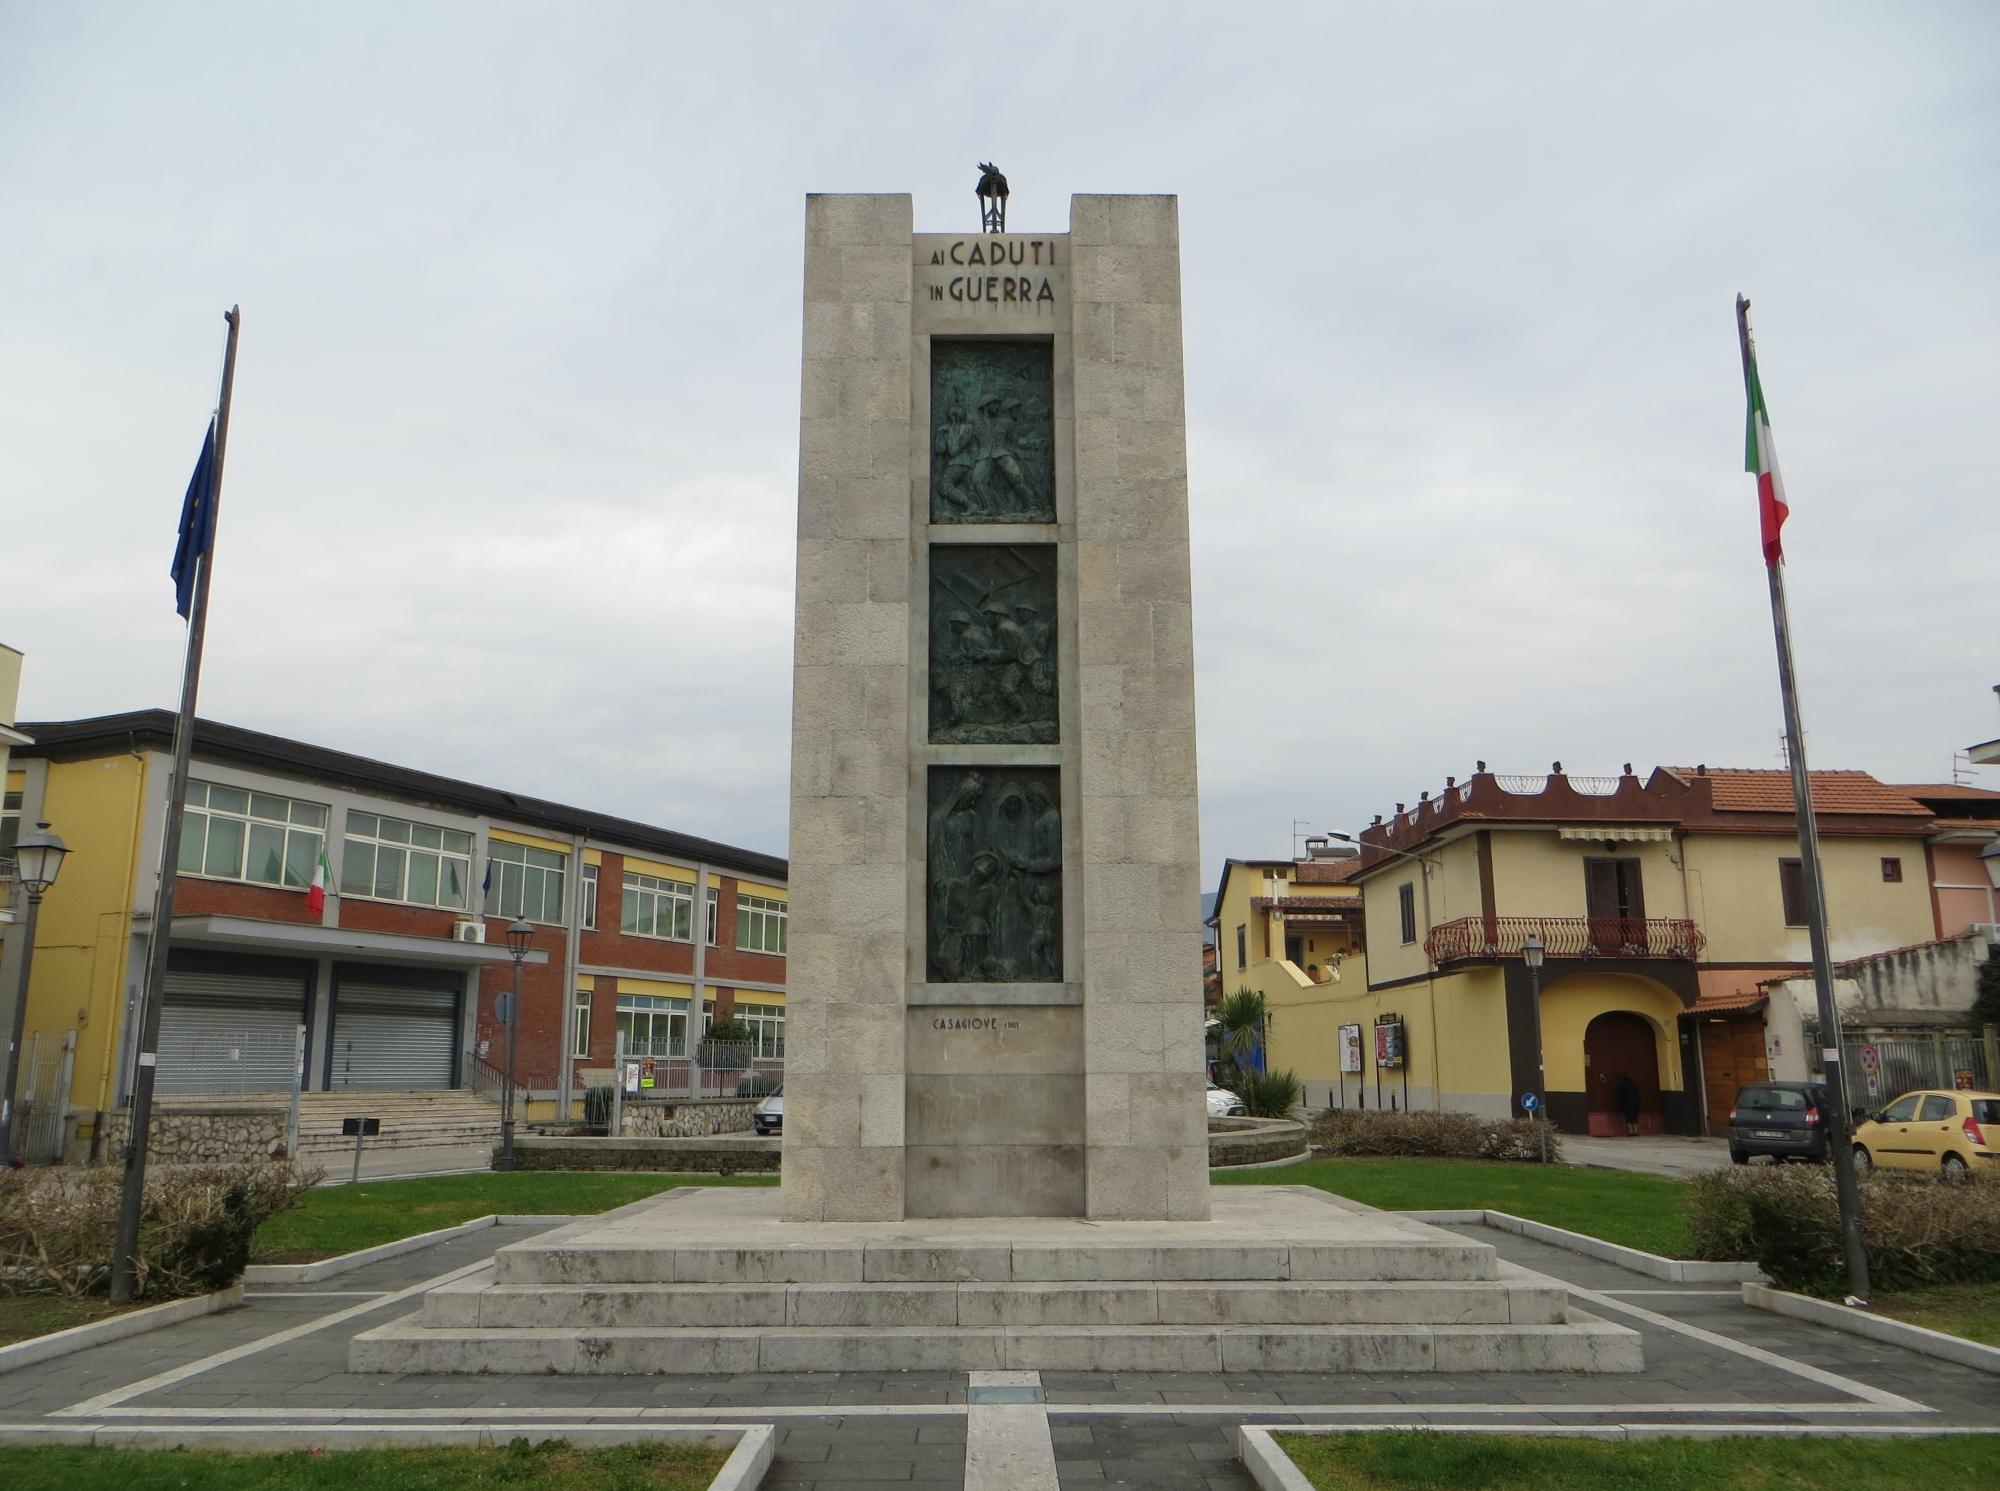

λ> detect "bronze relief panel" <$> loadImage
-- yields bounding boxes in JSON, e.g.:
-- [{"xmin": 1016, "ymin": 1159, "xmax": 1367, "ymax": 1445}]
[
  {"xmin": 926, "ymin": 766, "xmax": 1062, "ymax": 984},
  {"xmin": 930, "ymin": 339, "xmax": 1056, "ymax": 524},
  {"xmin": 929, "ymin": 544, "xmax": 1057, "ymax": 745}
]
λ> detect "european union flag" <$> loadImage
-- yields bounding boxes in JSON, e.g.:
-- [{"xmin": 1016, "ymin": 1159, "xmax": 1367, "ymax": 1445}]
[{"xmin": 171, "ymin": 420, "xmax": 217, "ymax": 619}]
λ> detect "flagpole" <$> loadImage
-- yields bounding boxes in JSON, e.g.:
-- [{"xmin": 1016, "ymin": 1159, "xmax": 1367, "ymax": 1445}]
[
  {"xmin": 109, "ymin": 306, "xmax": 241, "ymax": 1305},
  {"xmin": 1736, "ymin": 294, "xmax": 1870, "ymax": 1305}
]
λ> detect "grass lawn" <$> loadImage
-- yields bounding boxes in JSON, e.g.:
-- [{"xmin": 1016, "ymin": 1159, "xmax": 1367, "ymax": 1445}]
[
  {"xmin": 0, "ymin": 1440, "xmax": 726, "ymax": 1490},
  {"xmin": 1218, "ymin": 1157, "xmax": 1694, "ymax": 1257},
  {"xmin": 0, "ymin": 1296, "xmax": 144, "ymax": 1348},
  {"xmin": 252, "ymin": 1172, "xmax": 777, "ymax": 1263},
  {"xmin": 1274, "ymin": 1431, "xmax": 2000, "ymax": 1490},
  {"xmin": 1872, "ymin": 1280, "xmax": 2000, "ymax": 1347}
]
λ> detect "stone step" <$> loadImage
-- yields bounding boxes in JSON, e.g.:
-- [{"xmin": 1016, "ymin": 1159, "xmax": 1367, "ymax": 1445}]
[
  {"xmin": 493, "ymin": 1235, "xmax": 1500, "ymax": 1286},
  {"xmin": 349, "ymin": 1313, "xmax": 1642, "ymax": 1375},
  {"xmin": 420, "ymin": 1275, "xmax": 1570, "ymax": 1330}
]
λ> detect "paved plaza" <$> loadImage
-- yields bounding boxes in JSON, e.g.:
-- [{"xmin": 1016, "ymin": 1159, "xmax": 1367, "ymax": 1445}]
[{"xmin": 2, "ymin": 1209, "xmax": 1995, "ymax": 1489}]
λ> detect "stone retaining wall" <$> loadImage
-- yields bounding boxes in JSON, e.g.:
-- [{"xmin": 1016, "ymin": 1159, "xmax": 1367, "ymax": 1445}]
[
  {"xmin": 618, "ymin": 1098, "xmax": 757, "ymax": 1138},
  {"xmin": 94, "ymin": 1107, "xmax": 289, "ymax": 1165},
  {"xmin": 508, "ymin": 1135, "xmax": 780, "ymax": 1173},
  {"xmin": 1207, "ymin": 1117, "xmax": 1308, "ymax": 1167}
]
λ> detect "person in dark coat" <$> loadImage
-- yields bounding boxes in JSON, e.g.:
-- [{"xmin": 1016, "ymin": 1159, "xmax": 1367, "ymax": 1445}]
[{"xmin": 1615, "ymin": 1072, "xmax": 1643, "ymax": 1136}]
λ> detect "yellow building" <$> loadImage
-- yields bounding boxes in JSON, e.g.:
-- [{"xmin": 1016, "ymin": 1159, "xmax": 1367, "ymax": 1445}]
[
  {"xmin": 1206, "ymin": 841, "xmax": 1368, "ymax": 1107},
  {"xmin": 1346, "ymin": 763, "xmax": 1940, "ymax": 1135}
]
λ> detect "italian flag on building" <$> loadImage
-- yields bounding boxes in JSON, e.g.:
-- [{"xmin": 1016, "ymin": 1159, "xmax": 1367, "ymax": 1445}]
[
  {"xmin": 305, "ymin": 848, "xmax": 331, "ymax": 915},
  {"xmin": 1742, "ymin": 323, "xmax": 1790, "ymax": 565}
]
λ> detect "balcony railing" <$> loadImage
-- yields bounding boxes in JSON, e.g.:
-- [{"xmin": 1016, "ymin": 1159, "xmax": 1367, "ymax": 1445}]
[{"xmin": 1424, "ymin": 915, "xmax": 1705, "ymax": 965}]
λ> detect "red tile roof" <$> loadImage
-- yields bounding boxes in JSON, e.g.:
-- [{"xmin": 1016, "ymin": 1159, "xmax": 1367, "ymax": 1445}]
[
  {"xmin": 1676, "ymin": 769, "xmax": 1932, "ymax": 817},
  {"xmin": 1897, "ymin": 783, "xmax": 2000, "ymax": 801},
  {"xmin": 1689, "ymin": 986, "xmax": 1769, "ymax": 1016},
  {"xmin": 1294, "ymin": 858, "xmax": 1366, "ymax": 884}
]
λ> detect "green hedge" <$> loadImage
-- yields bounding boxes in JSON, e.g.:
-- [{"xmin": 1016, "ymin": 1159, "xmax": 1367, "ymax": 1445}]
[{"xmin": 1310, "ymin": 1108, "xmax": 1561, "ymax": 1163}]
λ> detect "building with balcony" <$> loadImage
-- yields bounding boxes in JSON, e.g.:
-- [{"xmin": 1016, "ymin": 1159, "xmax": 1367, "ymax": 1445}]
[
  {"xmin": 1343, "ymin": 763, "xmax": 1943, "ymax": 1136},
  {"xmin": 1, "ymin": 711, "xmax": 786, "ymax": 1159},
  {"xmin": 1206, "ymin": 841, "xmax": 1368, "ymax": 1106}
]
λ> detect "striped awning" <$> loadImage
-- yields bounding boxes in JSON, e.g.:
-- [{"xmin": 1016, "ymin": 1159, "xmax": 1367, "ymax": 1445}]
[{"xmin": 1556, "ymin": 825, "xmax": 1674, "ymax": 843}]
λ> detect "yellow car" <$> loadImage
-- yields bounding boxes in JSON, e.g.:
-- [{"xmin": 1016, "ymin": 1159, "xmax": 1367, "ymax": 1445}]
[{"xmin": 1851, "ymin": 1088, "xmax": 2000, "ymax": 1179}]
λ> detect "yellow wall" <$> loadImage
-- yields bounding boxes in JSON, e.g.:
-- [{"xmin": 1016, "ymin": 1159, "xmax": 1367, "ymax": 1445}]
[
  {"xmin": 1537, "ymin": 971, "xmax": 1687, "ymax": 1092},
  {"xmin": 1487, "ymin": 829, "xmax": 1688, "ymax": 920},
  {"xmin": 1682, "ymin": 832, "xmax": 1933, "ymax": 964},
  {"xmin": 488, "ymin": 827, "xmax": 571, "ymax": 856},
  {"xmin": 22, "ymin": 755, "xmax": 149, "ymax": 1113},
  {"xmin": 622, "ymin": 856, "xmax": 695, "ymax": 884},
  {"xmin": 736, "ymin": 880, "xmax": 787, "ymax": 902},
  {"xmin": 617, "ymin": 976, "xmax": 694, "ymax": 1000}
]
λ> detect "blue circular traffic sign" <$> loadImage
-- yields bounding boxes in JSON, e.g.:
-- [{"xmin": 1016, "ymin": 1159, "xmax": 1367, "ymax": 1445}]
[{"xmin": 1520, "ymin": 1092, "xmax": 1539, "ymax": 1113}]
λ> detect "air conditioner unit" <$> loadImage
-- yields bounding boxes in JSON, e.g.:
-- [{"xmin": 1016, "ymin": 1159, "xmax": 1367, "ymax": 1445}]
[{"xmin": 452, "ymin": 920, "xmax": 486, "ymax": 944}]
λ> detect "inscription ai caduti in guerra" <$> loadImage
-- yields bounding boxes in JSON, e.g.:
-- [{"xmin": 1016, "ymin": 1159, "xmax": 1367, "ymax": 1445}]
[
  {"xmin": 930, "ymin": 544, "xmax": 1057, "ymax": 745},
  {"xmin": 930, "ymin": 340, "xmax": 1056, "ymax": 524},
  {"xmin": 926, "ymin": 766, "xmax": 1062, "ymax": 983}
]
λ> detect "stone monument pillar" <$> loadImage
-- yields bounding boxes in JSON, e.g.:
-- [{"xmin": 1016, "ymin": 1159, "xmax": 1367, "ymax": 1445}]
[{"xmin": 784, "ymin": 191, "xmax": 1207, "ymax": 1223}]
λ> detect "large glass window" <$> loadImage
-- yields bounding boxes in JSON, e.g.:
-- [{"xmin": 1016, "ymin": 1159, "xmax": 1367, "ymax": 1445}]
[
  {"xmin": 341, "ymin": 811, "xmax": 471, "ymax": 909},
  {"xmin": 736, "ymin": 1000, "xmax": 786, "ymax": 1058},
  {"xmin": 622, "ymin": 872, "xmax": 694, "ymax": 940},
  {"xmin": 737, "ymin": 893, "xmax": 788, "ymax": 954},
  {"xmin": 573, "ymin": 987, "xmax": 591, "ymax": 1059},
  {"xmin": 581, "ymin": 863, "xmax": 598, "ymax": 929},
  {"xmin": 178, "ymin": 781, "xmax": 326, "ymax": 888},
  {"xmin": 615, "ymin": 993, "xmax": 687, "ymax": 1057},
  {"xmin": 485, "ymin": 839, "xmax": 566, "ymax": 923},
  {"xmin": 705, "ymin": 884, "xmax": 719, "ymax": 945},
  {"xmin": 0, "ymin": 788, "xmax": 20, "ymax": 868}
]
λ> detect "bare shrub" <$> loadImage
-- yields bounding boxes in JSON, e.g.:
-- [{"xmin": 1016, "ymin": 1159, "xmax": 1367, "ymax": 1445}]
[
  {"xmin": 1310, "ymin": 1108, "xmax": 1562, "ymax": 1164},
  {"xmin": 1687, "ymin": 1165, "xmax": 2000, "ymax": 1296},
  {"xmin": 0, "ymin": 1161, "xmax": 319, "ymax": 1301}
]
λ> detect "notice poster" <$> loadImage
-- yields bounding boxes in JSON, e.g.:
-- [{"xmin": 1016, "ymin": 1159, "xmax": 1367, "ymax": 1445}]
[
  {"xmin": 1374, "ymin": 1018, "xmax": 1405, "ymax": 1070},
  {"xmin": 1338, "ymin": 1023, "xmax": 1364, "ymax": 1074},
  {"xmin": 623, "ymin": 1061, "xmax": 641, "ymax": 1094},
  {"xmin": 641, "ymin": 1059, "xmax": 656, "ymax": 1091}
]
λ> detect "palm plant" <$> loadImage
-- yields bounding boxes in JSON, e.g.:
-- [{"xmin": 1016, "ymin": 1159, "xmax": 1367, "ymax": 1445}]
[
  {"xmin": 1236, "ymin": 1068, "xmax": 1303, "ymax": 1118},
  {"xmin": 1212, "ymin": 987, "xmax": 1268, "ymax": 1085}
]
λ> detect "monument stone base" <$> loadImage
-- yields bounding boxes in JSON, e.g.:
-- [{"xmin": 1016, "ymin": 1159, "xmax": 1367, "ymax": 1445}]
[{"xmin": 348, "ymin": 1186, "xmax": 1641, "ymax": 1375}]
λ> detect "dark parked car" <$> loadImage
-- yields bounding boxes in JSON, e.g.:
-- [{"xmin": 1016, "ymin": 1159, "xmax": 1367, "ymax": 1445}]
[{"xmin": 1728, "ymin": 1081, "xmax": 1830, "ymax": 1164}]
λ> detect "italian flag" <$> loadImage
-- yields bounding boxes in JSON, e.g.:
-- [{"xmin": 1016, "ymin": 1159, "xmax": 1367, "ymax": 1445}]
[
  {"xmin": 1741, "ymin": 313, "xmax": 1790, "ymax": 566},
  {"xmin": 305, "ymin": 849, "xmax": 331, "ymax": 915}
]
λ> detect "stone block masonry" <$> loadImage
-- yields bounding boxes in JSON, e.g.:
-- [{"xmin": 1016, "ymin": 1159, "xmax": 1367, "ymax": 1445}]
[{"xmin": 785, "ymin": 193, "xmax": 1207, "ymax": 1222}]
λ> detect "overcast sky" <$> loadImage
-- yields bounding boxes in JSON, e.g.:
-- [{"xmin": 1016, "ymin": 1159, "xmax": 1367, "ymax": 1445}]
[{"xmin": 4, "ymin": 2, "xmax": 1996, "ymax": 884}]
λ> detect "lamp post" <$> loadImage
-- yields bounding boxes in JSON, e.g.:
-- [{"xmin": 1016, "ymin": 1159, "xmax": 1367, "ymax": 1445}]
[
  {"xmin": 1, "ymin": 823, "xmax": 71, "ymax": 1164},
  {"xmin": 499, "ymin": 918, "xmax": 535, "ymax": 1172},
  {"xmin": 1521, "ymin": 932, "xmax": 1549, "ymax": 1163}
]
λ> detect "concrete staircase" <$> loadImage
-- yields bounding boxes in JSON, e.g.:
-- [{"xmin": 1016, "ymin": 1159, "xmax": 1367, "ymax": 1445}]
[
  {"xmin": 293, "ymin": 1090, "xmax": 499, "ymax": 1159},
  {"xmin": 349, "ymin": 1186, "xmax": 1641, "ymax": 1374}
]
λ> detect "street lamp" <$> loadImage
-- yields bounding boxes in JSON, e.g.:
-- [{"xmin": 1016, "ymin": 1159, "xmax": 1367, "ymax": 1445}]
[
  {"xmin": 2, "ymin": 823, "xmax": 71, "ymax": 1163},
  {"xmin": 499, "ymin": 917, "xmax": 535, "ymax": 1172},
  {"xmin": 1521, "ymin": 931, "xmax": 1549, "ymax": 1163}
]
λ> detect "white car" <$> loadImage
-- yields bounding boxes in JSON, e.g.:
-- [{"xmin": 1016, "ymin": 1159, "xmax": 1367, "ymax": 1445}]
[{"xmin": 1206, "ymin": 1083, "xmax": 1247, "ymax": 1118}]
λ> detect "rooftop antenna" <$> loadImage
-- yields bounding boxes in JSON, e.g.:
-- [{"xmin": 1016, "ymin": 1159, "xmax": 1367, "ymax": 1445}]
[
  {"xmin": 1952, "ymin": 750, "xmax": 1973, "ymax": 786},
  {"xmin": 1291, "ymin": 818, "xmax": 1311, "ymax": 861}
]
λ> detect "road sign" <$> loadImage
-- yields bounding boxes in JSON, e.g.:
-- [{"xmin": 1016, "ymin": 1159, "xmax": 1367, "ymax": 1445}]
[
  {"xmin": 1520, "ymin": 1092, "xmax": 1539, "ymax": 1113},
  {"xmin": 1859, "ymin": 1043, "xmax": 1881, "ymax": 1075}
]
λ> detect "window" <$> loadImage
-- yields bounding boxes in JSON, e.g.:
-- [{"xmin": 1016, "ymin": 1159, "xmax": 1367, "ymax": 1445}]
[
  {"xmin": 705, "ymin": 885, "xmax": 719, "ymax": 945},
  {"xmin": 1879, "ymin": 1093, "xmax": 1921, "ymax": 1123},
  {"xmin": 735, "ymin": 1000, "xmax": 786, "ymax": 1058},
  {"xmin": 622, "ymin": 872, "xmax": 694, "ymax": 940},
  {"xmin": 341, "ymin": 811, "xmax": 472, "ymax": 909},
  {"xmin": 1880, "ymin": 857, "xmax": 1903, "ymax": 883},
  {"xmin": 1972, "ymin": 1099, "xmax": 2000, "ymax": 1126},
  {"xmin": 615, "ymin": 992, "xmax": 687, "ymax": 1057},
  {"xmin": 1778, "ymin": 858, "xmax": 1807, "ymax": 927},
  {"xmin": 178, "ymin": 781, "xmax": 327, "ymax": 888},
  {"xmin": 1398, "ymin": 883, "xmax": 1417, "ymax": 945},
  {"xmin": 737, "ymin": 893, "xmax": 788, "ymax": 954},
  {"xmin": 1919, "ymin": 1094, "xmax": 1956, "ymax": 1122},
  {"xmin": 1235, "ymin": 925, "xmax": 1246, "ymax": 970},
  {"xmin": 485, "ymin": 839, "xmax": 567, "ymax": 923},
  {"xmin": 581, "ymin": 863, "xmax": 598, "ymax": 929},
  {"xmin": 0, "ymin": 788, "xmax": 20, "ymax": 872},
  {"xmin": 1738, "ymin": 1087, "xmax": 1807, "ymax": 1111},
  {"xmin": 573, "ymin": 987, "xmax": 591, "ymax": 1058}
]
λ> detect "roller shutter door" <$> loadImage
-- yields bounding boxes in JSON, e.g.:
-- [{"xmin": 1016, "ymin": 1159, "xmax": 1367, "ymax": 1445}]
[
  {"xmin": 328, "ymin": 982, "xmax": 460, "ymax": 1089},
  {"xmin": 157, "ymin": 968, "xmax": 307, "ymax": 1094}
]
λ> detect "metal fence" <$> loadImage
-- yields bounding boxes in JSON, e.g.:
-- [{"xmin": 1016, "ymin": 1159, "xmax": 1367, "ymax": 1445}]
[
  {"xmin": 14, "ymin": 1031, "xmax": 76, "ymax": 1165},
  {"xmin": 1817, "ymin": 1027, "xmax": 2000, "ymax": 1108},
  {"xmin": 613, "ymin": 1039, "xmax": 783, "ymax": 1099}
]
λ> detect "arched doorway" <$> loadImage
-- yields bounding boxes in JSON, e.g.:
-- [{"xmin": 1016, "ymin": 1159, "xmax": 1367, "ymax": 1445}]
[{"xmin": 1583, "ymin": 1011, "xmax": 1661, "ymax": 1136}]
